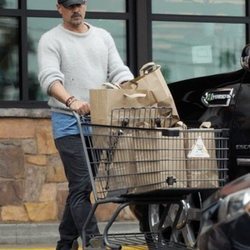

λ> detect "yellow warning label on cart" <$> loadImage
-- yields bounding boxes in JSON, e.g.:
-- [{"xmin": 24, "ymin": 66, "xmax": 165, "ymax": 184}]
[{"xmin": 187, "ymin": 136, "xmax": 210, "ymax": 158}]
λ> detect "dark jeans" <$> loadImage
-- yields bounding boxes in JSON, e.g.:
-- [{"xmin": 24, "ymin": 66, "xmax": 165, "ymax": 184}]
[{"xmin": 54, "ymin": 135, "xmax": 99, "ymax": 250}]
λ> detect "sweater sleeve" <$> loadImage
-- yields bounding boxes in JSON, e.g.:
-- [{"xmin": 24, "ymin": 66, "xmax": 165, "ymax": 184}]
[
  {"xmin": 104, "ymin": 31, "xmax": 134, "ymax": 83},
  {"xmin": 37, "ymin": 32, "xmax": 64, "ymax": 95}
]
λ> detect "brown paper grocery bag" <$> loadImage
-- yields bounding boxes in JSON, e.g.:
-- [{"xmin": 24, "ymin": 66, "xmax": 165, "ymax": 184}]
[
  {"xmin": 123, "ymin": 62, "xmax": 180, "ymax": 126},
  {"xmin": 185, "ymin": 129, "xmax": 219, "ymax": 188},
  {"xmin": 132, "ymin": 128, "xmax": 187, "ymax": 194},
  {"xmin": 95, "ymin": 132, "xmax": 136, "ymax": 197},
  {"xmin": 90, "ymin": 88, "xmax": 156, "ymax": 126}
]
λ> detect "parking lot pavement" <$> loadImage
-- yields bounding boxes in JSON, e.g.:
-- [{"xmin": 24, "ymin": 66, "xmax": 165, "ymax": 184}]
[
  {"xmin": 0, "ymin": 221, "xmax": 146, "ymax": 250},
  {"xmin": 0, "ymin": 245, "xmax": 54, "ymax": 250},
  {"xmin": 0, "ymin": 245, "xmax": 148, "ymax": 250}
]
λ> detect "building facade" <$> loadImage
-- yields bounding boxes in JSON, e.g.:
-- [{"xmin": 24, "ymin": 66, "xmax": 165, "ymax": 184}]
[
  {"xmin": 0, "ymin": 0, "xmax": 249, "ymax": 106},
  {"xmin": 0, "ymin": 0, "xmax": 249, "ymax": 222}
]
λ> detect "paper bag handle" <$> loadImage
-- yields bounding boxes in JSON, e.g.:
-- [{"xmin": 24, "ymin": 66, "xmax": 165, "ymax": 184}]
[
  {"xmin": 175, "ymin": 121, "xmax": 187, "ymax": 129},
  {"xmin": 102, "ymin": 82, "xmax": 121, "ymax": 89},
  {"xmin": 123, "ymin": 93, "xmax": 147, "ymax": 98},
  {"xmin": 122, "ymin": 62, "xmax": 160, "ymax": 88},
  {"xmin": 200, "ymin": 121, "xmax": 212, "ymax": 128},
  {"xmin": 139, "ymin": 62, "xmax": 160, "ymax": 76},
  {"xmin": 102, "ymin": 82, "xmax": 148, "ymax": 98}
]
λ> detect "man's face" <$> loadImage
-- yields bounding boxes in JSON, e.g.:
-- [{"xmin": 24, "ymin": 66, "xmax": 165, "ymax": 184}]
[{"xmin": 57, "ymin": 3, "xmax": 87, "ymax": 29}]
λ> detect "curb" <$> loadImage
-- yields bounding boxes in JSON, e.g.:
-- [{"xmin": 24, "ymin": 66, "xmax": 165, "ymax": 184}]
[{"xmin": 0, "ymin": 221, "xmax": 139, "ymax": 245}]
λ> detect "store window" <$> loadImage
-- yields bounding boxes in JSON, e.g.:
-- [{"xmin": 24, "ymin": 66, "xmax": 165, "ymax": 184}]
[
  {"xmin": 86, "ymin": 0, "xmax": 125, "ymax": 12},
  {"xmin": 0, "ymin": 17, "xmax": 19, "ymax": 100},
  {"xmin": 27, "ymin": 0, "xmax": 125, "ymax": 12},
  {"xmin": 0, "ymin": 1, "xmax": 249, "ymax": 106},
  {"xmin": 28, "ymin": 17, "xmax": 61, "ymax": 101},
  {"xmin": 152, "ymin": 22, "xmax": 245, "ymax": 83},
  {"xmin": 27, "ymin": 0, "xmax": 56, "ymax": 10},
  {"xmin": 152, "ymin": 0, "xmax": 245, "ymax": 16}
]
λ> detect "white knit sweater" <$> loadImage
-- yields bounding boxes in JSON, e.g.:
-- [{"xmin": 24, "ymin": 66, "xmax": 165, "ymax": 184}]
[{"xmin": 38, "ymin": 22, "xmax": 134, "ymax": 110}]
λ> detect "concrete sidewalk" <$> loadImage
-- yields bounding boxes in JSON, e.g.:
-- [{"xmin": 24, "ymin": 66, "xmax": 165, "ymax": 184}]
[
  {"xmin": 0, "ymin": 221, "xmax": 140, "ymax": 248},
  {"xmin": 0, "ymin": 245, "xmax": 55, "ymax": 250},
  {"xmin": 0, "ymin": 245, "xmax": 145, "ymax": 250}
]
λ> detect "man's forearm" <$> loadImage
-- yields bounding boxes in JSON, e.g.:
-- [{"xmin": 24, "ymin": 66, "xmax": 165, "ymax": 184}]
[
  {"xmin": 49, "ymin": 81, "xmax": 72, "ymax": 105},
  {"xmin": 49, "ymin": 81, "xmax": 90, "ymax": 114}
]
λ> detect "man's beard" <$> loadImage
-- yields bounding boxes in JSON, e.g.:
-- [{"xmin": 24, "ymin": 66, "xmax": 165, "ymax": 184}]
[{"xmin": 70, "ymin": 13, "xmax": 83, "ymax": 26}]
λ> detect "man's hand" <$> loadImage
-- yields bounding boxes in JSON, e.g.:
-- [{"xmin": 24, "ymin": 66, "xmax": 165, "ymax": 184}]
[{"xmin": 69, "ymin": 99, "xmax": 90, "ymax": 115}]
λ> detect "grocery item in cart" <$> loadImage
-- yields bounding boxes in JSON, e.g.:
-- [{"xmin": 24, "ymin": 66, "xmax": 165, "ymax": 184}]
[
  {"xmin": 93, "ymin": 125, "xmax": 188, "ymax": 196},
  {"xmin": 96, "ymin": 131, "xmax": 137, "ymax": 197},
  {"xmin": 133, "ymin": 128, "xmax": 188, "ymax": 193},
  {"xmin": 123, "ymin": 62, "xmax": 180, "ymax": 126},
  {"xmin": 86, "ymin": 124, "xmax": 228, "ymax": 198},
  {"xmin": 186, "ymin": 129, "xmax": 221, "ymax": 188},
  {"xmin": 111, "ymin": 107, "xmax": 187, "ymax": 193},
  {"xmin": 90, "ymin": 62, "xmax": 180, "ymax": 127},
  {"xmin": 90, "ymin": 87, "xmax": 156, "ymax": 126}
]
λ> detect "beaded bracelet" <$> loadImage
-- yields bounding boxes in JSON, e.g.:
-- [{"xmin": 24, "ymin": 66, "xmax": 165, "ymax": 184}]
[
  {"xmin": 65, "ymin": 96, "xmax": 75, "ymax": 107},
  {"xmin": 68, "ymin": 98, "xmax": 78, "ymax": 107}
]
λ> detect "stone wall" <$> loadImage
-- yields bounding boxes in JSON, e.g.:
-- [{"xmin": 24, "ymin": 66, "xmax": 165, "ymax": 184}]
[{"xmin": 0, "ymin": 109, "xmax": 135, "ymax": 223}]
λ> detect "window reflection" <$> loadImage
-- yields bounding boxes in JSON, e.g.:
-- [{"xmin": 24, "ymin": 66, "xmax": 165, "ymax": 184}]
[
  {"xmin": 27, "ymin": 0, "xmax": 57, "ymax": 10},
  {"xmin": 28, "ymin": 17, "xmax": 61, "ymax": 101},
  {"xmin": 0, "ymin": 0, "xmax": 17, "ymax": 9},
  {"xmin": 152, "ymin": 22, "xmax": 245, "ymax": 83},
  {"xmin": 27, "ymin": 0, "xmax": 125, "ymax": 12},
  {"xmin": 87, "ymin": 0, "xmax": 125, "ymax": 12},
  {"xmin": 0, "ymin": 17, "xmax": 19, "ymax": 100},
  {"xmin": 152, "ymin": 0, "xmax": 245, "ymax": 16}
]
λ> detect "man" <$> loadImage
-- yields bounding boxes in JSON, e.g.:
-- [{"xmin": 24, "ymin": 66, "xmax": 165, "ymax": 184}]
[{"xmin": 37, "ymin": 0, "xmax": 134, "ymax": 249}]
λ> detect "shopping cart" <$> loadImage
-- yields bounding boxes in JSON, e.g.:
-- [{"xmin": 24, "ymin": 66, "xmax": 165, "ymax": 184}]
[{"xmin": 74, "ymin": 107, "xmax": 229, "ymax": 249}]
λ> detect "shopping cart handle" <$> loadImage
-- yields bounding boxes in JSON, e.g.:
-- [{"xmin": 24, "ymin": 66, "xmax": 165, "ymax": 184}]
[{"xmin": 73, "ymin": 111, "xmax": 91, "ymax": 121}]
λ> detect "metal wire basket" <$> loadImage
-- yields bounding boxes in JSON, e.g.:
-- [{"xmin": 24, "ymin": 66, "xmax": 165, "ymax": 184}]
[
  {"xmin": 75, "ymin": 108, "xmax": 229, "ymax": 249},
  {"xmin": 110, "ymin": 106, "xmax": 173, "ymax": 128},
  {"xmin": 82, "ymin": 123, "xmax": 229, "ymax": 200}
]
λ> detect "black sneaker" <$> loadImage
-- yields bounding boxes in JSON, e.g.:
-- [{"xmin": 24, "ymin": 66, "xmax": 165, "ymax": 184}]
[
  {"xmin": 87, "ymin": 237, "xmax": 104, "ymax": 249},
  {"xmin": 71, "ymin": 240, "xmax": 79, "ymax": 250}
]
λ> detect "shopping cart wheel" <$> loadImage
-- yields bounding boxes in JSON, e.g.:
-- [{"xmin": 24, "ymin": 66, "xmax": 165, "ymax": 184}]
[{"xmin": 133, "ymin": 193, "xmax": 201, "ymax": 249}]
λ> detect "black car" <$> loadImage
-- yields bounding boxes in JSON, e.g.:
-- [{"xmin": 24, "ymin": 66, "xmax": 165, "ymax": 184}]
[
  {"xmin": 197, "ymin": 173, "xmax": 250, "ymax": 250},
  {"xmin": 132, "ymin": 45, "xmax": 250, "ymax": 249}
]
